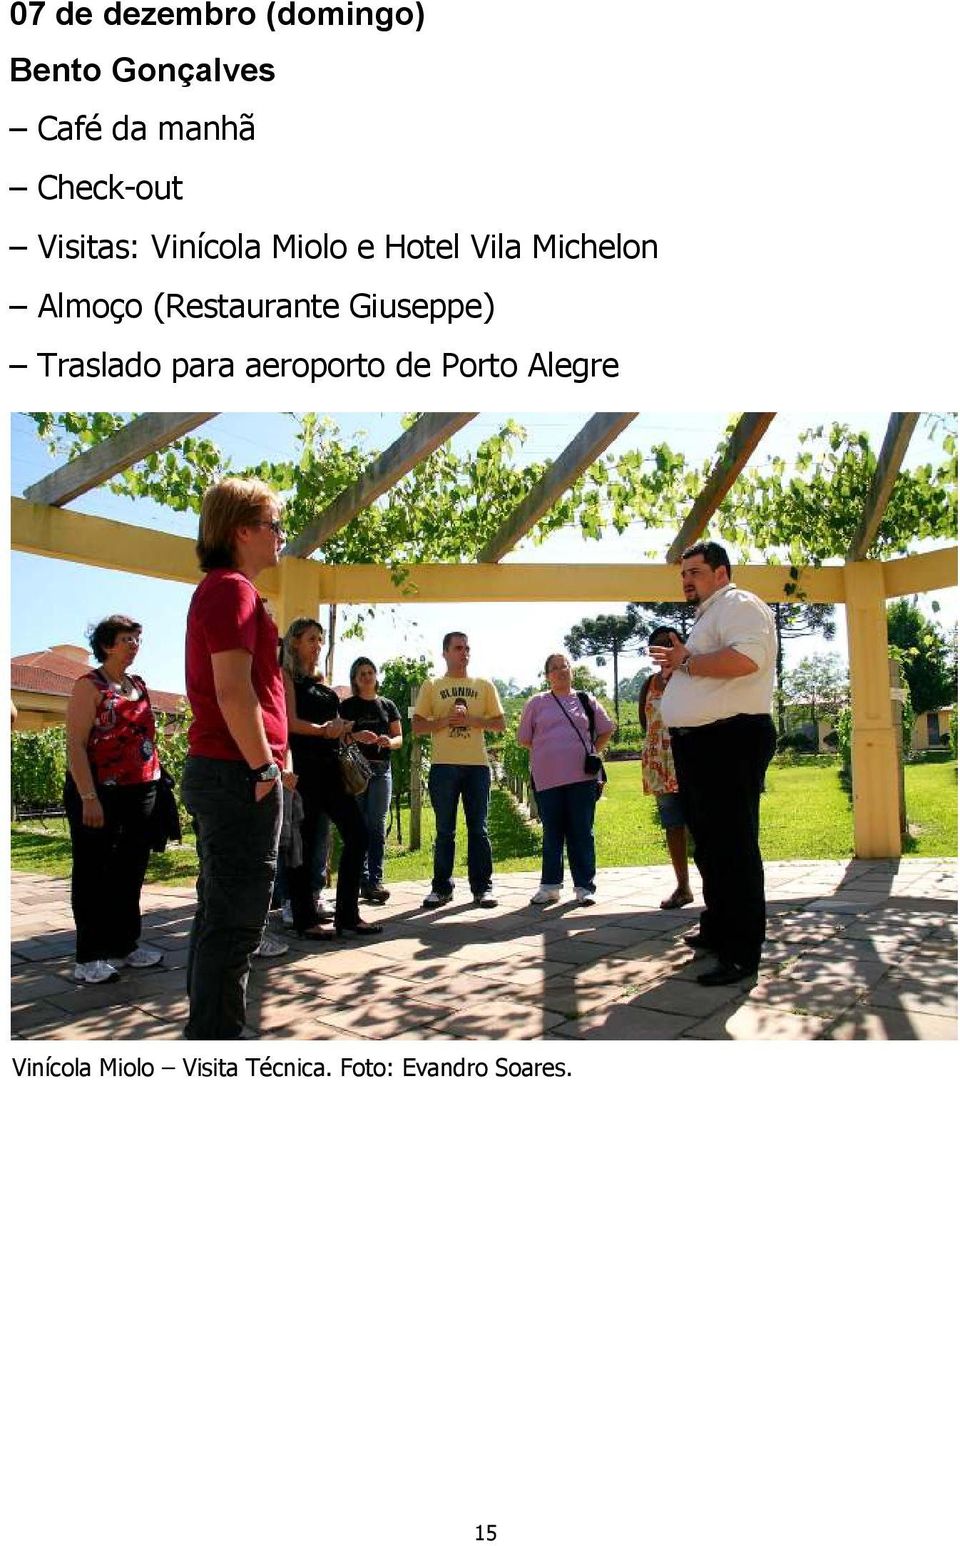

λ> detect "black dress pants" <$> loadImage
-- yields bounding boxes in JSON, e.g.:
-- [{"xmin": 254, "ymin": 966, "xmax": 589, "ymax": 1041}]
[
  {"xmin": 670, "ymin": 714, "xmax": 776, "ymax": 970},
  {"xmin": 288, "ymin": 766, "xmax": 369, "ymax": 931},
  {"xmin": 65, "ymin": 775, "xmax": 157, "ymax": 963}
]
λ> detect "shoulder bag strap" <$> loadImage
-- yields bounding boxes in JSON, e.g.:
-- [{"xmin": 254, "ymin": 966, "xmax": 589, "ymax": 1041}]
[
  {"xmin": 576, "ymin": 691, "xmax": 597, "ymax": 748},
  {"xmin": 551, "ymin": 692, "xmax": 593, "ymax": 754}
]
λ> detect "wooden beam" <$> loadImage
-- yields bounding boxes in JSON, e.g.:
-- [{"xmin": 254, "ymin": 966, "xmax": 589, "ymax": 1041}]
[
  {"xmin": 13, "ymin": 498, "xmax": 203, "ymax": 586},
  {"xmin": 665, "ymin": 412, "xmax": 776, "ymax": 562},
  {"xmin": 13, "ymin": 498, "xmax": 855, "ymax": 606},
  {"xmin": 844, "ymin": 561, "xmax": 902, "ymax": 858},
  {"xmin": 22, "ymin": 414, "xmax": 217, "ymax": 506},
  {"xmin": 10, "ymin": 497, "xmax": 287, "ymax": 598},
  {"xmin": 846, "ymin": 412, "xmax": 921, "ymax": 560},
  {"xmin": 478, "ymin": 413, "xmax": 637, "ymax": 563},
  {"xmin": 308, "ymin": 560, "xmax": 847, "ymax": 606},
  {"xmin": 882, "ymin": 545, "xmax": 958, "ymax": 598},
  {"xmin": 284, "ymin": 413, "xmax": 477, "ymax": 558}
]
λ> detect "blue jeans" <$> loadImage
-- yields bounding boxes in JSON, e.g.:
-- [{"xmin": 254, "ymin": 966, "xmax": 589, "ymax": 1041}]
[
  {"xmin": 182, "ymin": 756, "xmax": 282, "ymax": 1040},
  {"xmin": 535, "ymin": 780, "xmax": 598, "ymax": 891},
  {"xmin": 428, "ymin": 762, "xmax": 493, "ymax": 896},
  {"xmin": 356, "ymin": 760, "xmax": 392, "ymax": 888}
]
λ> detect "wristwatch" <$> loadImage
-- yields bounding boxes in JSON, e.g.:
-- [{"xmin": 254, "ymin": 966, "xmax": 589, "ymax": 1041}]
[
  {"xmin": 249, "ymin": 761, "xmax": 280, "ymax": 785},
  {"xmin": 680, "ymin": 653, "xmax": 693, "ymax": 675}
]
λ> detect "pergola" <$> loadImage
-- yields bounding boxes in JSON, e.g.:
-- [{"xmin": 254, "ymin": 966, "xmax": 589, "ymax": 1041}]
[{"xmin": 12, "ymin": 411, "xmax": 957, "ymax": 859}]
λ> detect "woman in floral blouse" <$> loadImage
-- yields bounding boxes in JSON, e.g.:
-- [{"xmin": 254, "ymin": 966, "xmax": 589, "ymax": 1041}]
[
  {"xmin": 639, "ymin": 627, "xmax": 693, "ymax": 909},
  {"xmin": 64, "ymin": 614, "xmax": 165, "ymax": 984}
]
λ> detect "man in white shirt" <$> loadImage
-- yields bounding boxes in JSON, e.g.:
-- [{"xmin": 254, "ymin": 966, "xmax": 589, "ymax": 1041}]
[{"xmin": 650, "ymin": 541, "xmax": 777, "ymax": 986}]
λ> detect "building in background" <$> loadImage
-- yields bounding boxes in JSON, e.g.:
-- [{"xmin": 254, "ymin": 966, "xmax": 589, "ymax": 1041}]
[{"xmin": 11, "ymin": 644, "xmax": 185, "ymax": 732}]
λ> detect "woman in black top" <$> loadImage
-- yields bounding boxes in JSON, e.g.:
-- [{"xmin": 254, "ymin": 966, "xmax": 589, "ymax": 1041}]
[
  {"xmin": 341, "ymin": 657, "xmax": 403, "ymax": 904},
  {"xmin": 281, "ymin": 619, "xmax": 382, "ymax": 938}
]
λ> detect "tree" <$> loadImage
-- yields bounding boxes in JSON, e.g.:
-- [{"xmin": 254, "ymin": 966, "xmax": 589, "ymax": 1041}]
[
  {"xmin": 378, "ymin": 655, "xmax": 433, "ymax": 823},
  {"xmin": 769, "ymin": 603, "xmax": 836, "ymax": 735},
  {"xmin": 886, "ymin": 599, "xmax": 958, "ymax": 714},
  {"xmin": 783, "ymin": 653, "xmax": 848, "ymax": 737},
  {"xmin": 564, "ymin": 612, "xmax": 644, "ymax": 728},
  {"xmin": 29, "ymin": 414, "xmax": 957, "ymax": 570},
  {"xmin": 11, "ymin": 727, "xmax": 67, "ymax": 811},
  {"xmin": 625, "ymin": 601, "xmax": 696, "ymax": 641},
  {"xmin": 493, "ymin": 677, "xmax": 529, "ymax": 706},
  {"xmin": 716, "ymin": 419, "xmax": 957, "ymax": 563},
  {"xmin": 616, "ymin": 667, "xmax": 649, "ymax": 703},
  {"xmin": 571, "ymin": 663, "xmax": 607, "ymax": 697},
  {"xmin": 27, "ymin": 412, "xmax": 702, "ymax": 567}
]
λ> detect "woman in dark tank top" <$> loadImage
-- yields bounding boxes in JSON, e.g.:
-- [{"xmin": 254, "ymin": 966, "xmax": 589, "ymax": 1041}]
[
  {"xmin": 281, "ymin": 618, "xmax": 382, "ymax": 938},
  {"xmin": 340, "ymin": 655, "xmax": 403, "ymax": 904}
]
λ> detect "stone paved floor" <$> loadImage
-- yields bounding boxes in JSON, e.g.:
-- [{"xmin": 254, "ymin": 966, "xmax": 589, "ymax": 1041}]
[{"xmin": 9, "ymin": 859, "xmax": 958, "ymax": 1041}]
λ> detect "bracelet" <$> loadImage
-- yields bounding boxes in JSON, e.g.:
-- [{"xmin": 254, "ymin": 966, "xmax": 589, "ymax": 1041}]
[{"xmin": 80, "ymin": 792, "xmax": 98, "ymax": 801}]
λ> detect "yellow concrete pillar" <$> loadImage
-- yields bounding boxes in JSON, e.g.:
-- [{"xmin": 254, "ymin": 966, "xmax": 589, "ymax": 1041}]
[
  {"xmin": 843, "ymin": 560, "xmax": 901, "ymax": 858},
  {"xmin": 275, "ymin": 556, "xmax": 323, "ymax": 632}
]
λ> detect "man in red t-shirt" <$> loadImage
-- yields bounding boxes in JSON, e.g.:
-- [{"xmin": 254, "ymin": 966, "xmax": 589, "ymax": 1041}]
[{"xmin": 182, "ymin": 477, "xmax": 290, "ymax": 1040}]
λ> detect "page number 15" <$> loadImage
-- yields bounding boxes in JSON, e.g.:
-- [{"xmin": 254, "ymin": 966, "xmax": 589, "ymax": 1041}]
[{"xmin": 475, "ymin": 1529, "xmax": 497, "ymax": 1542}]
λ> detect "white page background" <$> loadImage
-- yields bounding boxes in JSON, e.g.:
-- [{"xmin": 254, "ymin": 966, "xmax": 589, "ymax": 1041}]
[{"xmin": 2, "ymin": 1, "xmax": 957, "ymax": 1542}]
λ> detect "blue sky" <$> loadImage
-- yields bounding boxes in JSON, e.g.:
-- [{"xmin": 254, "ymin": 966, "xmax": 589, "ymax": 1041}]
[{"xmin": 10, "ymin": 411, "xmax": 956, "ymax": 698}]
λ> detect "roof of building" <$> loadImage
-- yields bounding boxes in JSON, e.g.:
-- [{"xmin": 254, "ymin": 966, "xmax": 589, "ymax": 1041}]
[{"xmin": 11, "ymin": 646, "xmax": 186, "ymax": 715}]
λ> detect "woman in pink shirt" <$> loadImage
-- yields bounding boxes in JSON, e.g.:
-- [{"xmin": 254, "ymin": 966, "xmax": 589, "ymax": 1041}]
[{"xmin": 517, "ymin": 653, "xmax": 614, "ymax": 906}]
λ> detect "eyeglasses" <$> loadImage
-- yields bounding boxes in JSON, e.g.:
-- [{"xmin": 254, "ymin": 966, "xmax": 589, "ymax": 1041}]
[
  {"xmin": 251, "ymin": 519, "xmax": 285, "ymax": 538},
  {"xmin": 547, "ymin": 662, "xmax": 570, "ymax": 672}
]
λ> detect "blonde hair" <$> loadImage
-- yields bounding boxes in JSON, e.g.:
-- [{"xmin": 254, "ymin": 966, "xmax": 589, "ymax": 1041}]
[
  {"xmin": 197, "ymin": 477, "xmax": 279, "ymax": 571},
  {"xmin": 281, "ymin": 617, "xmax": 325, "ymax": 681}
]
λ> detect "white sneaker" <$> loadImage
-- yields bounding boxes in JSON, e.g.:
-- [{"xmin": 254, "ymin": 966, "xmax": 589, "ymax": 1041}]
[
  {"xmin": 530, "ymin": 886, "xmax": 561, "ymax": 906},
  {"xmin": 118, "ymin": 945, "xmax": 164, "ymax": 969},
  {"xmin": 422, "ymin": 888, "xmax": 452, "ymax": 910},
  {"xmin": 74, "ymin": 959, "xmax": 120, "ymax": 985},
  {"xmin": 473, "ymin": 888, "xmax": 498, "ymax": 909},
  {"xmin": 253, "ymin": 935, "xmax": 289, "ymax": 959},
  {"xmin": 281, "ymin": 900, "xmax": 294, "ymax": 927},
  {"xmin": 574, "ymin": 887, "xmax": 596, "ymax": 906}
]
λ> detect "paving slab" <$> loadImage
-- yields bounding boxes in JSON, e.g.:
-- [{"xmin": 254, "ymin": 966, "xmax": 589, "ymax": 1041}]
[
  {"xmin": 829, "ymin": 1009, "xmax": 959, "ymax": 1042},
  {"xmin": 9, "ymin": 861, "xmax": 957, "ymax": 1043}
]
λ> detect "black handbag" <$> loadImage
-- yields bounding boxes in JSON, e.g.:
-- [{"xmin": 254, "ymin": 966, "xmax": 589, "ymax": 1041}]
[{"xmin": 150, "ymin": 767, "xmax": 182, "ymax": 852}]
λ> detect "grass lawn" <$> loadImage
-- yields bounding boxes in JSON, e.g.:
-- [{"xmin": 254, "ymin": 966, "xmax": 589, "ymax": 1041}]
[
  {"xmin": 902, "ymin": 761, "xmax": 960, "ymax": 855},
  {"xmin": 10, "ymin": 759, "xmax": 956, "ymax": 886}
]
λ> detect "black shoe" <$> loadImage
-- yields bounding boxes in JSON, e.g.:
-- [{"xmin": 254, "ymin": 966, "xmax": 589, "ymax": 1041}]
[
  {"xmin": 361, "ymin": 885, "xmax": 390, "ymax": 904},
  {"xmin": 335, "ymin": 920, "xmax": 384, "ymax": 937},
  {"xmin": 696, "ymin": 961, "xmax": 756, "ymax": 987},
  {"xmin": 683, "ymin": 931, "xmax": 716, "ymax": 952},
  {"xmin": 422, "ymin": 889, "xmax": 453, "ymax": 910}
]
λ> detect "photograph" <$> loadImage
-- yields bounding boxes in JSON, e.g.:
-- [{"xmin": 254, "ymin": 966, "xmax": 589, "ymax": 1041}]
[{"xmin": 10, "ymin": 409, "xmax": 958, "ymax": 1042}]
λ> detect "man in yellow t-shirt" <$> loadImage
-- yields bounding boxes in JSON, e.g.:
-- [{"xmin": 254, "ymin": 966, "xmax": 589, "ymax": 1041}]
[{"xmin": 412, "ymin": 631, "xmax": 506, "ymax": 909}]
